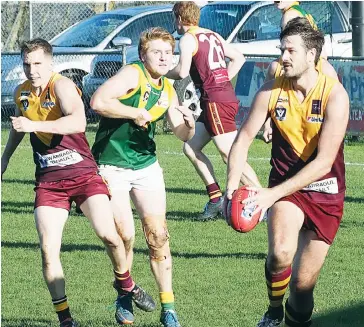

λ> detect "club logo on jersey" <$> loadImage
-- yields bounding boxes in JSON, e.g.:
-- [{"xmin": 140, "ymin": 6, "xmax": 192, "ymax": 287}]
[
  {"xmin": 275, "ymin": 106, "xmax": 287, "ymax": 121},
  {"xmin": 19, "ymin": 95, "xmax": 29, "ymax": 111},
  {"xmin": 143, "ymin": 91, "xmax": 150, "ymax": 102},
  {"xmin": 311, "ymin": 100, "xmax": 322, "ymax": 115}
]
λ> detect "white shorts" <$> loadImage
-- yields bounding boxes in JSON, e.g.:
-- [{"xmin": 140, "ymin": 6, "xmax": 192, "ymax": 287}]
[{"xmin": 98, "ymin": 161, "xmax": 165, "ymax": 192}]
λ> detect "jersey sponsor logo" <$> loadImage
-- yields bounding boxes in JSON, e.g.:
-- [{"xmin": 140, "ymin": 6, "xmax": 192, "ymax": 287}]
[
  {"xmin": 311, "ymin": 99, "xmax": 322, "ymax": 114},
  {"xmin": 277, "ymin": 97, "xmax": 288, "ymax": 103},
  {"xmin": 36, "ymin": 149, "xmax": 83, "ymax": 168},
  {"xmin": 307, "ymin": 116, "xmax": 324, "ymax": 123},
  {"xmin": 157, "ymin": 91, "xmax": 170, "ymax": 109},
  {"xmin": 20, "ymin": 91, "xmax": 30, "ymax": 97},
  {"xmin": 275, "ymin": 106, "xmax": 287, "ymax": 121},
  {"xmin": 41, "ymin": 101, "xmax": 55, "ymax": 109},
  {"xmin": 302, "ymin": 177, "xmax": 339, "ymax": 194},
  {"xmin": 19, "ymin": 95, "xmax": 29, "ymax": 111}
]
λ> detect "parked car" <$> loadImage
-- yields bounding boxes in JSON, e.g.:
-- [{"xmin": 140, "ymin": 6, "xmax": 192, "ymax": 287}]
[
  {"xmin": 82, "ymin": 1, "xmax": 352, "ymax": 117},
  {"xmin": 1, "ymin": 4, "xmax": 175, "ymax": 117}
]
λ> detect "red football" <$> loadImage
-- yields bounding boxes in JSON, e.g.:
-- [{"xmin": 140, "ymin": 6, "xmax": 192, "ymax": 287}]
[{"xmin": 227, "ymin": 185, "xmax": 261, "ymax": 233}]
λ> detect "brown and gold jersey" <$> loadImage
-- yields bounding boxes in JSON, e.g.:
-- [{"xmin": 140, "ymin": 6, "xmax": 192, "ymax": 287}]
[
  {"xmin": 15, "ymin": 73, "xmax": 97, "ymax": 182},
  {"xmin": 268, "ymin": 73, "xmax": 345, "ymax": 198}
]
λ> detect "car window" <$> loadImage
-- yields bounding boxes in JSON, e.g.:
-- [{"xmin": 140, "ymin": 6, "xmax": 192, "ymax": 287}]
[
  {"xmin": 51, "ymin": 14, "xmax": 131, "ymax": 48},
  {"xmin": 235, "ymin": 5, "xmax": 280, "ymax": 42},
  {"xmin": 110, "ymin": 12, "xmax": 174, "ymax": 48},
  {"xmin": 299, "ymin": 2, "xmax": 344, "ymax": 34},
  {"xmin": 199, "ymin": 4, "xmax": 250, "ymax": 40}
]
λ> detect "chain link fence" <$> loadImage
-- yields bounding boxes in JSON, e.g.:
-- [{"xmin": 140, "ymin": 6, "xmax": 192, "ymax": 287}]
[{"xmin": 2, "ymin": 1, "xmax": 360, "ymax": 135}]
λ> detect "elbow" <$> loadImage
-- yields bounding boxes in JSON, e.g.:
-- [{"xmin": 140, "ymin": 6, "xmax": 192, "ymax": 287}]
[{"xmin": 90, "ymin": 95, "xmax": 105, "ymax": 114}]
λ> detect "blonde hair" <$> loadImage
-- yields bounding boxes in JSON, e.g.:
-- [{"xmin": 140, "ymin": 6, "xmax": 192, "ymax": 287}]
[
  {"xmin": 138, "ymin": 27, "xmax": 175, "ymax": 58},
  {"xmin": 173, "ymin": 1, "xmax": 200, "ymax": 26}
]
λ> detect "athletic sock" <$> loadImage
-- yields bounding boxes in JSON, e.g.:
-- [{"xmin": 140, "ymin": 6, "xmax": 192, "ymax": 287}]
[
  {"xmin": 52, "ymin": 295, "xmax": 72, "ymax": 324},
  {"xmin": 114, "ymin": 269, "xmax": 135, "ymax": 292},
  {"xmin": 160, "ymin": 291, "xmax": 175, "ymax": 311},
  {"xmin": 285, "ymin": 300, "xmax": 313, "ymax": 326},
  {"xmin": 206, "ymin": 183, "xmax": 222, "ymax": 203},
  {"xmin": 265, "ymin": 262, "xmax": 292, "ymax": 320}
]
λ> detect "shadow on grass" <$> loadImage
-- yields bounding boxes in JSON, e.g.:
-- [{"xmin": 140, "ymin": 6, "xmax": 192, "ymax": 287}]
[
  {"xmin": 1, "ymin": 241, "xmax": 266, "ymax": 260},
  {"xmin": 2, "ymin": 179, "xmax": 34, "ymax": 185},
  {"xmin": 344, "ymin": 196, "xmax": 364, "ymax": 204},
  {"xmin": 313, "ymin": 302, "xmax": 364, "ymax": 327},
  {"xmin": 165, "ymin": 187, "xmax": 204, "ymax": 195}
]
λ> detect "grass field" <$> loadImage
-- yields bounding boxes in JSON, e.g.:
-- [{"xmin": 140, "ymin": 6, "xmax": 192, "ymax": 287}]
[{"xmin": 1, "ymin": 128, "xmax": 364, "ymax": 327}]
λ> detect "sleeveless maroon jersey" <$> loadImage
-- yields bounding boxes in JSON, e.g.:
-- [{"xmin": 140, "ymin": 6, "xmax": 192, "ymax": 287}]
[
  {"xmin": 187, "ymin": 27, "xmax": 238, "ymax": 103},
  {"xmin": 15, "ymin": 73, "xmax": 98, "ymax": 182}
]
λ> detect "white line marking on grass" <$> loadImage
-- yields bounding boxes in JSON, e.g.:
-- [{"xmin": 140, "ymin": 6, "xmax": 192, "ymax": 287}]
[{"xmin": 2, "ymin": 147, "xmax": 364, "ymax": 166}]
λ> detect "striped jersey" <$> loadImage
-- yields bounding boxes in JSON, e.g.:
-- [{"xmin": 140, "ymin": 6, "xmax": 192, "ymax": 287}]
[
  {"xmin": 92, "ymin": 61, "xmax": 174, "ymax": 170},
  {"xmin": 268, "ymin": 73, "xmax": 345, "ymax": 199},
  {"xmin": 15, "ymin": 72, "xmax": 98, "ymax": 182}
]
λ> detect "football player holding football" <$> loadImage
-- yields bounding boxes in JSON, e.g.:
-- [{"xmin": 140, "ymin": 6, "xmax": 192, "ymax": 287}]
[{"xmin": 226, "ymin": 18, "xmax": 349, "ymax": 327}]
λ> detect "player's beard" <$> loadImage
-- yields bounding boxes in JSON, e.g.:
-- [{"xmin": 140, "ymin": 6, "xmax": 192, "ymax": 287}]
[{"xmin": 285, "ymin": 60, "xmax": 309, "ymax": 79}]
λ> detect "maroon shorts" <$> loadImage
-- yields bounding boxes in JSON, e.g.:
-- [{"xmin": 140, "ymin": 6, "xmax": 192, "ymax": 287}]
[
  {"xmin": 279, "ymin": 191, "xmax": 345, "ymax": 245},
  {"xmin": 34, "ymin": 173, "xmax": 110, "ymax": 211},
  {"xmin": 197, "ymin": 101, "xmax": 238, "ymax": 136}
]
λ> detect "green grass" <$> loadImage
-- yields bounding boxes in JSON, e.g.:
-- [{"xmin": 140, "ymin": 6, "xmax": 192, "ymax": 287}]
[{"xmin": 2, "ymin": 129, "xmax": 364, "ymax": 327}]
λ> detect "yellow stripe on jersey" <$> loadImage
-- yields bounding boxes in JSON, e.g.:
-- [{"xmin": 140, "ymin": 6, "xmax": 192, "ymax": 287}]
[
  {"xmin": 268, "ymin": 73, "xmax": 337, "ymax": 161},
  {"xmin": 15, "ymin": 73, "xmax": 81, "ymax": 146}
]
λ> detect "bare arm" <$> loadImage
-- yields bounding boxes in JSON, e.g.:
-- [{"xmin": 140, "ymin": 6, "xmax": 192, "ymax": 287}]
[
  {"xmin": 91, "ymin": 65, "xmax": 150, "ymax": 124},
  {"xmin": 226, "ymin": 81, "xmax": 273, "ymax": 198},
  {"xmin": 166, "ymin": 91, "xmax": 195, "ymax": 142},
  {"xmin": 322, "ymin": 59, "xmax": 338, "ymax": 80},
  {"xmin": 11, "ymin": 77, "xmax": 86, "ymax": 135},
  {"xmin": 1, "ymin": 92, "xmax": 25, "ymax": 178},
  {"xmin": 219, "ymin": 38, "xmax": 245, "ymax": 80},
  {"xmin": 166, "ymin": 33, "xmax": 195, "ymax": 80},
  {"xmin": 265, "ymin": 60, "xmax": 279, "ymax": 82},
  {"xmin": 271, "ymin": 83, "xmax": 349, "ymax": 199}
]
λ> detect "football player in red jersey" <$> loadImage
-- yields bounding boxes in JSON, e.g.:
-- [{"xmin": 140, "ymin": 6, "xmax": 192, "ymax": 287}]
[
  {"xmin": 168, "ymin": 1, "xmax": 260, "ymax": 220},
  {"xmin": 226, "ymin": 18, "xmax": 349, "ymax": 327},
  {"xmin": 1, "ymin": 38, "xmax": 154, "ymax": 327}
]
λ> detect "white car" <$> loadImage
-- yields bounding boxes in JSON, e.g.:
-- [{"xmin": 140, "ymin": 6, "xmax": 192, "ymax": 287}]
[{"xmin": 174, "ymin": 1, "xmax": 352, "ymax": 108}]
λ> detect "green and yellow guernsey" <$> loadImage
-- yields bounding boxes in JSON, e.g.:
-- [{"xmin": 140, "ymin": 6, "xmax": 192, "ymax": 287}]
[{"xmin": 92, "ymin": 61, "xmax": 174, "ymax": 170}]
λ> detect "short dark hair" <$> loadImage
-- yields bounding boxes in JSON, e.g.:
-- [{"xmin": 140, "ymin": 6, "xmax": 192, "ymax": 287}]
[
  {"xmin": 280, "ymin": 17, "xmax": 324, "ymax": 64},
  {"xmin": 20, "ymin": 38, "xmax": 53, "ymax": 58}
]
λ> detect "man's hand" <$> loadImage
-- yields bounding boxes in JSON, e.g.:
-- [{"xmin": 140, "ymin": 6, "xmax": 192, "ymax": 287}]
[
  {"xmin": 262, "ymin": 118, "xmax": 272, "ymax": 143},
  {"xmin": 11, "ymin": 116, "xmax": 35, "ymax": 133},
  {"xmin": 176, "ymin": 105, "xmax": 195, "ymax": 129},
  {"xmin": 134, "ymin": 109, "xmax": 152, "ymax": 127},
  {"xmin": 242, "ymin": 186, "xmax": 278, "ymax": 218}
]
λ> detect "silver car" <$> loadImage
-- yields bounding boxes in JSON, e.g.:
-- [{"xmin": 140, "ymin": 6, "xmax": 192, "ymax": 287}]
[{"xmin": 1, "ymin": 4, "xmax": 174, "ymax": 117}]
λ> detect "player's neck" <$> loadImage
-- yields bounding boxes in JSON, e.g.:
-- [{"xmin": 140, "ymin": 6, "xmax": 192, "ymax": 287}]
[
  {"xmin": 185, "ymin": 25, "xmax": 198, "ymax": 33},
  {"xmin": 291, "ymin": 68, "xmax": 318, "ymax": 97},
  {"xmin": 32, "ymin": 81, "xmax": 49, "ymax": 97}
]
